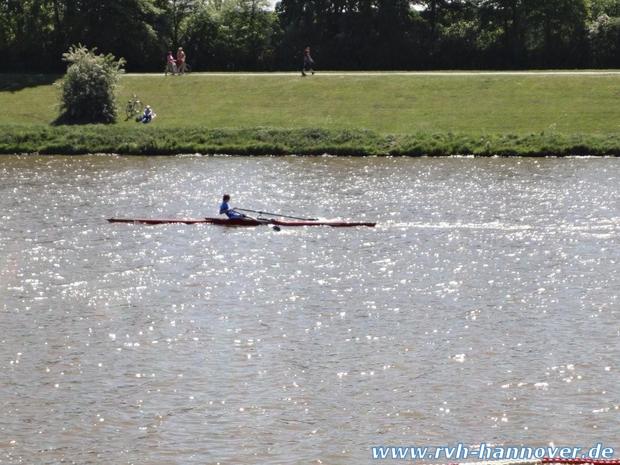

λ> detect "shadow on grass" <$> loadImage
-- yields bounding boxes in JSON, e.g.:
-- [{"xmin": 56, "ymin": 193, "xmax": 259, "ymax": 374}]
[
  {"xmin": 51, "ymin": 115, "xmax": 86, "ymax": 126},
  {"xmin": 0, "ymin": 74, "xmax": 60, "ymax": 92},
  {"xmin": 51, "ymin": 114, "xmax": 116, "ymax": 126}
]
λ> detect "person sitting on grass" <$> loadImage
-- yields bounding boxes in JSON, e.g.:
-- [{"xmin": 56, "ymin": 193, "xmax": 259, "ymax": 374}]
[
  {"xmin": 139, "ymin": 105, "xmax": 156, "ymax": 124},
  {"xmin": 165, "ymin": 51, "xmax": 177, "ymax": 75}
]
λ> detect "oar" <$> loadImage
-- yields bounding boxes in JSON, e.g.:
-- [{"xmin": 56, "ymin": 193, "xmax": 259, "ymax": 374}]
[
  {"xmin": 234, "ymin": 208, "xmax": 318, "ymax": 221},
  {"xmin": 252, "ymin": 216, "xmax": 282, "ymax": 232},
  {"xmin": 230, "ymin": 212, "xmax": 282, "ymax": 232}
]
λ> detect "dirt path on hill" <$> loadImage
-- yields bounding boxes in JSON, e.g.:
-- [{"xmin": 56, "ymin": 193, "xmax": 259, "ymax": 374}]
[{"xmin": 125, "ymin": 70, "xmax": 620, "ymax": 77}]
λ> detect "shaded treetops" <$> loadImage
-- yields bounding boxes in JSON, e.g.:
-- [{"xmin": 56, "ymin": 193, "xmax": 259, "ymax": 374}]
[{"xmin": 2, "ymin": 0, "xmax": 620, "ymax": 71}]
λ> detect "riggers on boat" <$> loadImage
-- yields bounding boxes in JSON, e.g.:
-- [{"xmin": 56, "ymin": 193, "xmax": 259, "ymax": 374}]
[{"xmin": 107, "ymin": 217, "xmax": 376, "ymax": 227}]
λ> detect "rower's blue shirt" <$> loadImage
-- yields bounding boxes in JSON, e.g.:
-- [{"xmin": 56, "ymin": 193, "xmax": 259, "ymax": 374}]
[
  {"xmin": 219, "ymin": 201, "xmax": 243, "ymax": 219},
  {"xmin": 219, "ymin": 201, "xmax": 230, "ymax": 215}
]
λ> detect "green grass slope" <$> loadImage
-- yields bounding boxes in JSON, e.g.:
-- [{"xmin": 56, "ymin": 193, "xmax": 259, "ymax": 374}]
[{"xmin": 1, "ymin": 72, "xmax": 620, "ymax": 155}]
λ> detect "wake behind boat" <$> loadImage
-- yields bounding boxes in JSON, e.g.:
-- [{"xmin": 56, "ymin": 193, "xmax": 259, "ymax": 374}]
[{"xmin": 107, "ymin": 217, "xmax": 376, "ymax": 227}]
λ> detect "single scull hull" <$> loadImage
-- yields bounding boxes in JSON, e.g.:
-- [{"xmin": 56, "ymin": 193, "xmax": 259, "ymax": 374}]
[{"xmin": 107, "ymin": 217, "xmax": 376, "ymax": 227}]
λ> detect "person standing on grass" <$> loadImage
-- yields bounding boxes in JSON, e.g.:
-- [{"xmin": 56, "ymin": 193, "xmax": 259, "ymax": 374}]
[
  {"xmin": 301, "ymin": 46, "xmax": 315, "ymax": 77},
  {"xmin": 165, "ymin": 51, "xmax": 177, "ymax": 75},
  {"xmin": 176, "ymin": 47, "xmax": 187, "ymax": 74}
]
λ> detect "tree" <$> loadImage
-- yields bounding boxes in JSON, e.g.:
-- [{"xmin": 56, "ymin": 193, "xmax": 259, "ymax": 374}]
[
  {"xmin": 589, "ymin": 0, "xmax": 620, "ymax": 18},
  {"xmin": 55, "ymin": 0, "xmax": 160, "ymax": 70},
  {"xmin": 527, "ymin": 0, "xmax": 589, "ymax": 66},
  {"xmin": 58, "ymin": 45, "xmax": 126, "ymax": 124},
  {"xmin": 277, "ymin": 0, "xmax": 419, "ymax": 69},
  {"xmin": 474, "ymin": 0, "xmax": 531, "ymax": 67},
  {"xmin": 214, "ymin": 0, "xmax": 278, "ymax": 69},
  {"xmin": 181, "ymin": 4, "xmax": 221, "ymax": 69},
  {"xmin": 414, "ymin": 0, "xmax": 451, "ymax": 42},
  {"xmin": 154, "ymin": 0, "xmax": 202, "ymax": 47},
  {"xmin": 0, "ymin": 0, "xmax": 616, "ymax": 71},
  {"xmin": 589, "ymin": 14, "xmax": 620, "ymax": 66},
  {"xmin": 0, "ymin": 0, "xmax": 58, "ymax": 71}
]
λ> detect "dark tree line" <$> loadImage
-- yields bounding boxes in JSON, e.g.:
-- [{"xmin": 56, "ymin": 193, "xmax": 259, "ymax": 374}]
[{"xmin": 2, "ymin": 0, "xmax": 620, "ymax": 72}]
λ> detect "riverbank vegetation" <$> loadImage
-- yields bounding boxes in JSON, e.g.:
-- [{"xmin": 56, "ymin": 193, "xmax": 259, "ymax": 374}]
[
  {"xmin": 1, "ymin": 72, "xmax": 620, "ymax": 156},
  {"xmin": 3, "ymin": 0, "xmax": 620, "ymax": 73},
  {"xmin": 58, "ymin": 46, "xmax": 126, "ymax": 124},
  {"xmin": 2, "ymin": 126, "xmax": 620, "ymax": 157}
]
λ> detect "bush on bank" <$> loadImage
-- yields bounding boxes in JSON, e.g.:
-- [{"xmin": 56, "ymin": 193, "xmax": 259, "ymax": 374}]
[
  {"xmin": 1, "ymin": 126, "xmax": 620, "ymax": 157},
  {"xmin": 57, "ymin": 46, "xmax": 125, "ymax": 124}
]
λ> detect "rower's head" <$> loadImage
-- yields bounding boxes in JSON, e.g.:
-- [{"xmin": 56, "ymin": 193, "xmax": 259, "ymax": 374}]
[{"xmin": 222, "ymin": 194, "xmax": 230, "ymax": 202}]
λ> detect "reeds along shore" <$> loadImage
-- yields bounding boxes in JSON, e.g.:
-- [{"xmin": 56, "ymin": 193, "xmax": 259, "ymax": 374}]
[{"xmin": 1, "ymin": 126, "xmax": 620, "ymax": 156}]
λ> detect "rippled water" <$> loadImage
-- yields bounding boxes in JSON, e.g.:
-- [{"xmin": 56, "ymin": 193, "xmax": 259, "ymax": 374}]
[{"xmin": 0, "ymin": 155, "xmax": 618, "ymax": 464}]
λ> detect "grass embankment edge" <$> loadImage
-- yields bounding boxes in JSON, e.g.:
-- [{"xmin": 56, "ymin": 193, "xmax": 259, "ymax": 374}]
[{"xmin": 1, "ymin": 125, "xmax": 620, "ymax": 156}]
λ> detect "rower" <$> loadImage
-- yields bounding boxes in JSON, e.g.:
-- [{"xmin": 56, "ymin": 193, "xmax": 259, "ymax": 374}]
[{"xmin": 219, "ymin": 194, "xmax": 245, "ymax": 219}]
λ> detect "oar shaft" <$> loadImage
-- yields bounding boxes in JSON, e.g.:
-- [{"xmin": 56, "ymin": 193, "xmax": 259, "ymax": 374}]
[{"xmin": 235, "ymin": 208, "xmax": 318, "ymax": 221}]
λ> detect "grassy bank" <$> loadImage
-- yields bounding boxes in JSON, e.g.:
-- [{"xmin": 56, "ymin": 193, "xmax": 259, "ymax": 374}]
[
  {"xmin": 2, "ymin": 125, "xmax": 620, "ymax": 156},
  {"xmin": 1, "ymin": 72, "xmax": 620, "ymax": 155}
]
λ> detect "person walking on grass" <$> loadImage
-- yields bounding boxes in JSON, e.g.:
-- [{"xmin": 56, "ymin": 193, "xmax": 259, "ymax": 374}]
[
  {"xmin": 165, "ymin": 51, "xmax": 177, "ymax": 75},
  {"xmin": 301, "ymin": 46, "xmax": 315, "ymax": 77},
  {"xmin": 176, "ymin": 47, "xmax": 187, "ymax": 74}
]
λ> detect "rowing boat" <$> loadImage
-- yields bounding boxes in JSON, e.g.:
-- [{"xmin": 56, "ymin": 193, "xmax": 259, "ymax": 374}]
[{"xmin": 107, "ymin": 217, "xmax": 376, "ymax": 227}]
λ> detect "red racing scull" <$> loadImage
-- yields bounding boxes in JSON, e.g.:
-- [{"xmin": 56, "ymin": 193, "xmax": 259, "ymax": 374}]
[{"xmin": 107, "ymin": 217, "xmax": 376, "ymax": 227}]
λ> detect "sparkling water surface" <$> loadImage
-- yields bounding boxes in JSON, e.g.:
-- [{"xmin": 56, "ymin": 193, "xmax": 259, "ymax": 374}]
[{"xmin": 0, "ymin": 155, "xmax": 618, "ymax": 464}]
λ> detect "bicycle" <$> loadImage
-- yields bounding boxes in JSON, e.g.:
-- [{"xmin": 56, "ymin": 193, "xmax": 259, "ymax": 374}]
[
  {"xmin": 125, "ymin": 94, "xmax": 142, "ymax": 120},
  {"xmin": 165, "ymin": 62, "xmax": 191, "ymax": 75},
  {"xmin": 164, "ymin": 62, "xmax": 177, "ymax": 75},
  {"xmin": 177, "ymin": 62, "xmax": 191, "ymax": 74}
]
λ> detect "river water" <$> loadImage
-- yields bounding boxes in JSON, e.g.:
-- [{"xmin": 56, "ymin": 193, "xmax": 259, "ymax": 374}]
[{"xmin": 0, "ymin": 155, "xmax": 618, "ymax": 464}]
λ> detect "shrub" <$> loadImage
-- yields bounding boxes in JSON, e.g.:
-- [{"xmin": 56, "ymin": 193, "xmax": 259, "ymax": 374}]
[{"xmin": 58, "ymin": 45, "xmax": 126, "ymax": 124}]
